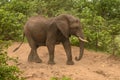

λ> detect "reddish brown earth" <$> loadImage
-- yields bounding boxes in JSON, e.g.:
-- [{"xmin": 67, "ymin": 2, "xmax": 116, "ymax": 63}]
[{"xmin": 8, "ymin": 43, "xmax": 120, "ymax": 80}]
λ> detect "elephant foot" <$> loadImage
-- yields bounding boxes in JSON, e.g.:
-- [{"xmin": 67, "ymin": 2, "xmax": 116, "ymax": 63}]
[
  {"xmin": 48, "ymin": 60, "xmax": 55, "ymax": 65},
  {"xmin": 28, "ymin": 57, "xmax": 42, "ymax": 63},
  {"xmin": 28, "ymin": 58, "xmax": 42, "ymax": 63},
  {"xmin": 34, "ymin": 58, "xmax": 42, "ymax": 63},
  {"xmin": 28, "ymin": 52, "xmax": 42, "ymax": 63},
  {"xmin": 66, "ymin": 60, "xmax": 74, "ymax": 65}
]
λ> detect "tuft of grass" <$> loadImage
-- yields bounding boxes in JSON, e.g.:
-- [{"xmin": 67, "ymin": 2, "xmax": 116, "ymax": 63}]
[{"xmin": 50, "ymin": 76, "xmax": 71, "ymax": 80}]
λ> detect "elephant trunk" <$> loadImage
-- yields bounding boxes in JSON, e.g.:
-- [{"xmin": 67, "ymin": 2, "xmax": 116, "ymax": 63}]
[{"xmin": 75, "ymin": 36, "xmax": 87, "ymax": 61}]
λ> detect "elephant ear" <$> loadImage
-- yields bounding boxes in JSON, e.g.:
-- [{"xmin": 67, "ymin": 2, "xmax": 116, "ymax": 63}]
[{"xmin": 55, "ymin": 20, "xmax": 69, "ymax": 38}]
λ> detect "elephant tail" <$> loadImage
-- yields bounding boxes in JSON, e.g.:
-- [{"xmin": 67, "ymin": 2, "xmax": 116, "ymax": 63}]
[{"xmin": 13, "ymin": 33, "xmax": 25, "ymax": 52}]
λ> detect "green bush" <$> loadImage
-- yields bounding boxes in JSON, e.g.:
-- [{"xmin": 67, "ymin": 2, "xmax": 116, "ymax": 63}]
[
  {"xmin": 70, "ymin": 36, "xmax": 79, "ymax": 46},
  {"xmin": 0, "ymin": 9, "xmax": 26, "ymax": 41},
  {"xmin": 0, "ymin": 40, "xmax": 24, "ymax": 80},
  {"xmin": 0, "ymin": 0, "xmax": 28, "ymax": 41}
]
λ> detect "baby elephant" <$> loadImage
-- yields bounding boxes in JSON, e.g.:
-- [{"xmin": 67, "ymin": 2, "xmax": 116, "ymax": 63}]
[{"xmin": 14, "ymin": 14, "xmax": 87, "ymax": 65}]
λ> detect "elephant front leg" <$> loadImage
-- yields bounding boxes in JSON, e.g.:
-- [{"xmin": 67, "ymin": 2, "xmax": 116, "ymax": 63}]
[
  {"xmin": 46, "ymin": 43, "xmax": 55, "ymax": 65},
  {"xmin": 62, "ymin": 39, "xmax": 74, "ymax": 65},
  {"xmin": 28, "ymin": 49, "xmax": 42, "ymax": 63}
]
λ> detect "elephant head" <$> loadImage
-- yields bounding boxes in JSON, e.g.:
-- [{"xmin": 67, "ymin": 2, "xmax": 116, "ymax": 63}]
[{"xmin": 53, "ymin": 14, "xmax": 88, "ymax": 61}]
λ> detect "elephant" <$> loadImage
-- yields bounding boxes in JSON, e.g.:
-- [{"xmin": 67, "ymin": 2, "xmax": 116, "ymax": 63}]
[{"xmin": 14, "ymin": 14, "xmax": 87, "ymax": 65}]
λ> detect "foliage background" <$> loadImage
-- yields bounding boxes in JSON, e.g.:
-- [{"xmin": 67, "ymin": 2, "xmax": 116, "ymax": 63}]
[{"xmin": 0, "ymin": 0, "xmax": 120, "ymax": 55}]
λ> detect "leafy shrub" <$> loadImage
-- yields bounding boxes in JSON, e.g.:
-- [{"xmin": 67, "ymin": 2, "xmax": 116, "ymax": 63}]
[
  {"xmin": 70, "ymin": 36, "xmax": 79, "ymax": 46},
  {"xmin": 0, "ymin": 40, "xmax": 24, "ymax": 80},
  {"xmin": 0, "ymin": 9, "xmax": 26, "ymax": 41}
]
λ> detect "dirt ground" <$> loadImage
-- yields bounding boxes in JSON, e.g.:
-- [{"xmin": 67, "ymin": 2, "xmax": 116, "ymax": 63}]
[{"xmin": 7, "ymin": 43, "xmax": 120, "ymax": 80}]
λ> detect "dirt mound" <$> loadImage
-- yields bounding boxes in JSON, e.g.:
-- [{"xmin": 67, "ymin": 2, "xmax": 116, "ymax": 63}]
[{"xmin": 8, "ymin": 43, "xmax": 120, "ymax": 80}]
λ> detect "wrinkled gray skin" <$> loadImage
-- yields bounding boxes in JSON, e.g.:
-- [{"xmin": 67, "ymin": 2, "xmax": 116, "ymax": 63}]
[{"xmin": 24, "ymin": 14, "xmax": 86, "ymax": 65}]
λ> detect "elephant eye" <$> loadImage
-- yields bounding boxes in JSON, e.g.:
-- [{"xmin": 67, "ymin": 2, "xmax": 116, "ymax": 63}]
[
  {"xmin": 75, "ymin": 19, "xmax": 80, "ymax": 23},
  {"xmin": 76, "ymin": 20, "xmax": 79, "ymax": 23}
]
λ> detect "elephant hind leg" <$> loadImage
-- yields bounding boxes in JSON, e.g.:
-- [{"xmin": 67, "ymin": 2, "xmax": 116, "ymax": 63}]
[
  {"xmin": 28, "ymin": 49, "xmax": 42, "ymax": 63},
  {"xmin": 25, "ymin": 33, "xmax": 42, "ymax": 63}
]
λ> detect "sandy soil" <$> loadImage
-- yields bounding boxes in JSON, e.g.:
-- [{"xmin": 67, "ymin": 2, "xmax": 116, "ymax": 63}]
[{"xmin": 7, "ymin": 43, "xmax": 120, "ymax": 80}]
